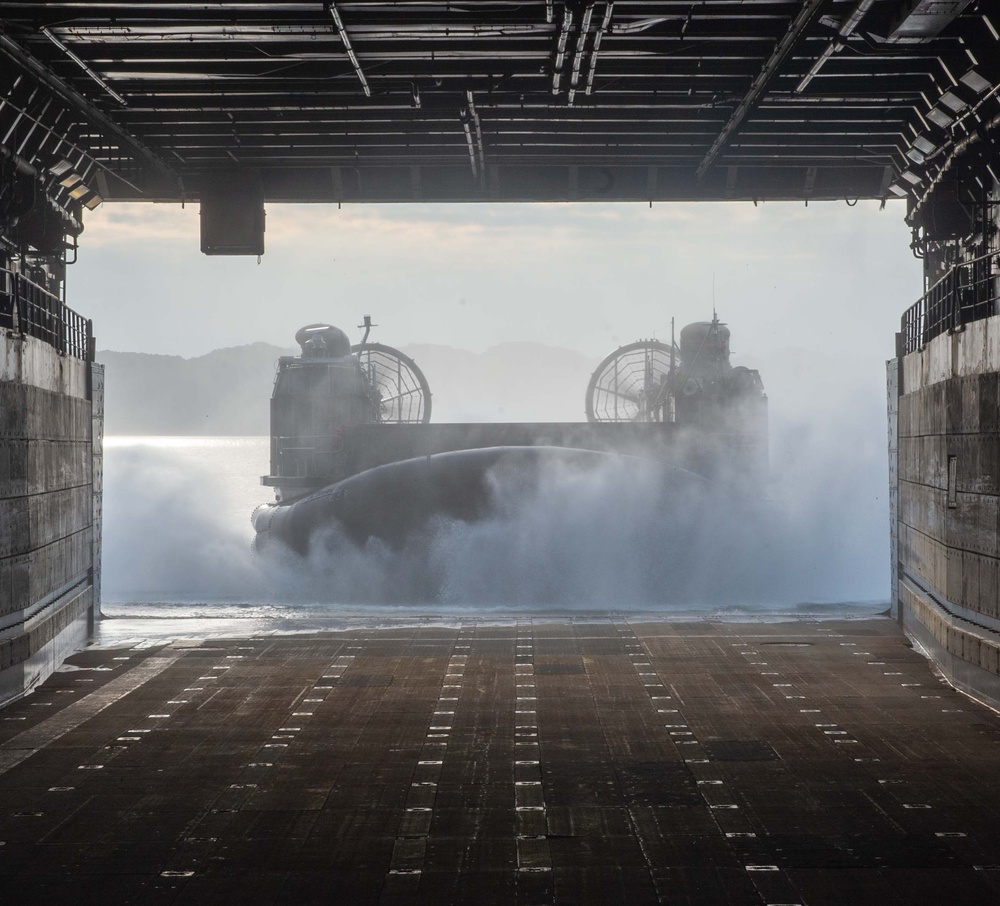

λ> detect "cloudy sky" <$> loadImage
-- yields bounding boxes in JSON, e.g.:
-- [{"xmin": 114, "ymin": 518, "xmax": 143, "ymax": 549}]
[{"xmin": 74, "ymin": 199, "xmax": 920, "ymax": 364}]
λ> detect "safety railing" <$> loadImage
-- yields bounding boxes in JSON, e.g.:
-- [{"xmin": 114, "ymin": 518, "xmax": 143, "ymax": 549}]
[
  {"xmin": 274, "ymin": 434, "xmax": 346, "ymax": 480},
  {"xmin": 0, "ymin": 267, "xmax": 91, "ymax": 360},
  {"xmin": 901, "ymin": 252, "xmax": 999, "ymax": 355}
]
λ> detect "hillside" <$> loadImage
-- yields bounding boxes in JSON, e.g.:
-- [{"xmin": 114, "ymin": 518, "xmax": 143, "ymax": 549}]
[
  {"xmin": 98, "ymin": 343, "xmax": 294, "ymax": 435},
  {"xmin": 98, "ymin": 341, "xmax": 600, "ymax": 434}
]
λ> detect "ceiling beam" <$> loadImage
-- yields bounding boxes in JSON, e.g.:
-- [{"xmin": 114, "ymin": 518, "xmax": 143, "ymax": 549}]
[
  {"xmin": 695, "ymin": 0, "xmax": 829, "ymax": 181},
  {"xmin": 0, "ymin": 27, "xmax": 178, "ymax": 184}
]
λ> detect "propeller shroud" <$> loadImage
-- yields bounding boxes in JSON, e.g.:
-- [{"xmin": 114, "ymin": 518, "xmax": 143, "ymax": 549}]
[
  {"xmin": 585, "ymin": 339, "xmax": 678, "ymax": 423},
  {"xmin": 353, "ymin": 342, "xmax": 432, "ymax": 425}
]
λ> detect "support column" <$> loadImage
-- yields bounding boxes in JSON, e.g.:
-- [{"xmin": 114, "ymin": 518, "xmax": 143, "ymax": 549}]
[{"xmin": 887, "ymin": 352, "xmax": 900, "ymax": 621}]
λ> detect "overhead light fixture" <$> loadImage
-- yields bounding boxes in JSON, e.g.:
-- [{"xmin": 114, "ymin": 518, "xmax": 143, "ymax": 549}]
[
  {"xmin": 927, "ymin": 107, "xmax": 954, "ymax": 128},
  {"xmin": 938, "ymin": 91, "xmax": 967, "ymax": 113},
  {"xmin": 49, "ymin": 160, "xmax": 74, "ymax": 178},
  {"xmin": 48, "ymin": 159, "xmax": 103, "ymax": 209},
  {"xmin": 906, "ymin": 133, "xmax": 938, "ymax": 163},
  {"xmin": 961, "ymin": 70, "xmax": 991, "ymax": 94},
  {"xmin": 68, "ymin": 183, "xmax": 103, "ymax": 209},
  {"xmin": 900, "ymin": 169, "xmax": 922, "ymax": 185},
  {"xmin": 50, "ymin": 159, "xmax": 84, "ymax": 188},
  {"xmin": 888, "ymin": 182, "xmax": 910, "ymax": 197}
]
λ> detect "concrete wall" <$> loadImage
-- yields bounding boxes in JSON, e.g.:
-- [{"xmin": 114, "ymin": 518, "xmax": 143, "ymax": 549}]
[
  {"xmin": 0, "ymin": 329, "xmax": 102, "ymax": 705},
  {"xmin": 895, "ymin": 314, "xmax": 1000, "ymax": 707}
]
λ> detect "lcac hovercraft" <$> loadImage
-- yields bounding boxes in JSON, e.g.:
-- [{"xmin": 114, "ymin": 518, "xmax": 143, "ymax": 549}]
[{"xmin": 252, "ymin": 315, "xmax": 767, "ymax": 555}]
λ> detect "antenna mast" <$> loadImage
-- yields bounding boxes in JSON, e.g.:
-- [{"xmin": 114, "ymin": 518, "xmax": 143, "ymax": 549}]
[{"xmin": 358, "ymin": 314, "xmax": 377, "ymax": 348}]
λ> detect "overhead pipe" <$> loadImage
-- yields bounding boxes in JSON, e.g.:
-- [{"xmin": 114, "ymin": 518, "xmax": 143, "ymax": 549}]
[
  {"xmin": 552, "ymin": 5, "xmax": 574, "ymax": 95},
  {"xmin": 328, "ymin": 1, "xmax": 371, "ymax": 98},
  {"xmin": 795, "ymin": 0, "xmax": 877, "ymax": 93},
  {"xmin": 611, "ymin": 16, "xmax": 671, "ymax": 36},
  {"xmin": 0, "ymin": 144, "xmax": 92, "ymax": 234},
  {"xmin": 357, "ymin": 23, "xmax": 551, "ymax": 39},
  {"xmin": 460, "ymin": 110, "xmax": 478, "ymax": 178},
  {"xmin": 39, "ymin": 26, "xmax": 127, "ymax": 106},
  {"xmin": 585, "ymin": 2, "xmax": 614, "ymax": 97},
  {"xmin": 567, "ymin": 2, "xmax": 595, "ymax": 105},
  {"xmin": 0, "ymin": 142, "xmax": 38, "ymax": 178},
  {"xmin": 466, "ymin": 90, "xmax": 485, "ymax": 175}
]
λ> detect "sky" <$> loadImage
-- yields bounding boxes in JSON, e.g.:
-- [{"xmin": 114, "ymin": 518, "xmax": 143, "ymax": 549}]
[
  {"xmin": 73, "ymin": 199, "xmax": 920, "ymax": 364},
  {"xmin": 78, "ymin": 199, "xmax": 924, "ymax": 605}
]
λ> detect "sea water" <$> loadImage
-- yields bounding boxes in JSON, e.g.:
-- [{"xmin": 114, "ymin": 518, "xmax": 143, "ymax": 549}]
[{"xmin": 98, "ymin": 436, "xmax": 886, "ymax": 647}]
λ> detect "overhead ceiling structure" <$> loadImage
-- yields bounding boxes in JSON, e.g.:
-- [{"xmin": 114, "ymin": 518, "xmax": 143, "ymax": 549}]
[{"xmin": 0, "ymin": 0, "xmax": 997, "ymax": 218}]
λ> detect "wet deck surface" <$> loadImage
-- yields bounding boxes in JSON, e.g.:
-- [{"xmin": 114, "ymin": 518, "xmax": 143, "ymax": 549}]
[{"xmin": 2, "ymin": 616, "xmax": 1000, "ymax": 905}]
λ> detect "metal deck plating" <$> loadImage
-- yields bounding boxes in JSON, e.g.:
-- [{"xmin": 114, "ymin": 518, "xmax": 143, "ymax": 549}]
[{"xmin": 1, "ymin": 615, "xmax": 999, "ymax": 904}]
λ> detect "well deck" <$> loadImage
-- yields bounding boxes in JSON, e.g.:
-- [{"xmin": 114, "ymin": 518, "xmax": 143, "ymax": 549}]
[{"xmin": 1, "ymin": 617, "xmax": 999, "ymax": 904}]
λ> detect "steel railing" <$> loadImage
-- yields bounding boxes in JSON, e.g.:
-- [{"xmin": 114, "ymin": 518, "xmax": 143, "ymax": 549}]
[
  {"xmin": 274, "ymin": 434, "xmax": 346, "ymax": 480},
  {"xmin": 901, "ymin": 252, "xmax": 999, "ymax": 355},
  {"xmin": 0, "ymin": 267, "xmax": 90, "ymax": 360}
]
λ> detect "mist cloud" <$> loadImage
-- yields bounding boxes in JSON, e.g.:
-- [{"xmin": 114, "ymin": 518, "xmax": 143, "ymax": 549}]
[{"xmin": 103, "ymin": 413, "xmax": 889, "ymax": 612}]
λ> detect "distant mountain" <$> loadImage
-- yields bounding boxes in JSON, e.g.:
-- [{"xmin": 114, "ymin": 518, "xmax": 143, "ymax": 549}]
[
  {"xmin": 98, "ymin": 343, "xmax": 294, "ymax": 435},
  {"xmin": 98, "ymin": 341, "xmax": 601, "ymax": 435}
]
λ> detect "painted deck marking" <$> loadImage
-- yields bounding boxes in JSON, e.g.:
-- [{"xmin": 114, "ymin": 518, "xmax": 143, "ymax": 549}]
[{"xmin": 0, "ymin": 654, "xmax": 181, "ymax": 775}]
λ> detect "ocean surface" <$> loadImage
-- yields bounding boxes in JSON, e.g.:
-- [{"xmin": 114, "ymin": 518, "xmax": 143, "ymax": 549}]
[{"xmin": 98, "ymin": 436, "xmax": 888, "ymax": 646}]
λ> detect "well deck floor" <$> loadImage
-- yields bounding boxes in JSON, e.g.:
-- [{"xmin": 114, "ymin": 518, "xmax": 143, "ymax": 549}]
[{"xmin": 2, "ymin": 617, "xmax": 1000, "ymax": 905}]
